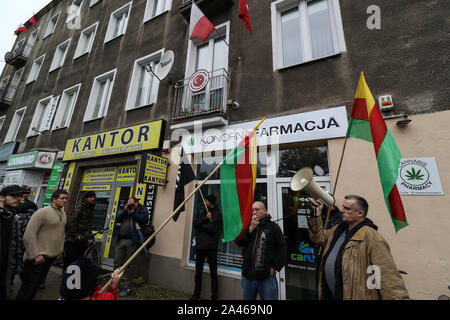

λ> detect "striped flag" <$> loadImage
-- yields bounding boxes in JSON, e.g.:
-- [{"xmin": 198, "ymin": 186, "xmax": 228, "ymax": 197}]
[
  {"xmin": 220, "ymin": 128, "xmax": 257, "ymax": 242},
  {"xmin": 238, "ymin": 0, "xmax": 252, "ymax": 34},
  {"xmin": 14, "ymin": 24, "xmax": 28, "ymax": 35},
  {"xmin": 173, "ymin": 148, "xmax": 196, "ymax": 221},
  {"xmin": 346, "ymin": 72, "xmax": 408, "ymax": 232},
  {"xmin": 189, "ymin": 2, "xmax": 215, "ymax": 42}
]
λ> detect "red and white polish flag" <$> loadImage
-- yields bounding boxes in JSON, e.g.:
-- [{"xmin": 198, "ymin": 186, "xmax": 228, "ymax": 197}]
[
  {"xmin": 14, "ymin": 24, "xmax": 28, "ymax": 35},
  {"xmin": 189, "ymin": 2, "xmax": 215, "ymax": 42}
]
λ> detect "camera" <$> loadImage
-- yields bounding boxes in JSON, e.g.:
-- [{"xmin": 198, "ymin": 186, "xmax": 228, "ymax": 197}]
[{"xmin": 126, "ymin": 204, "xmax": 135, "ymax": 211}]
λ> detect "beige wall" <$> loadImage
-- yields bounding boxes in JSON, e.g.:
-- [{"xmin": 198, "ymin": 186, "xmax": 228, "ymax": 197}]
[{"xmin": 328, "ymin": 110, "xmax": 450, "ymax": 300}]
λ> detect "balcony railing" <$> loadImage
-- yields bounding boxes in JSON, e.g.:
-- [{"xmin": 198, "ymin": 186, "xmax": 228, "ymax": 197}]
[
  {"xmin": 0, "ymin": 84, "xmax": 17, "ymax": 108},
  {"xmin": 173, "ymin": 68, "xmax": 229, "ymax": 120},
  {"xmin": 6, "ymin": 42, "xmax": 33, "ymax": 68}
]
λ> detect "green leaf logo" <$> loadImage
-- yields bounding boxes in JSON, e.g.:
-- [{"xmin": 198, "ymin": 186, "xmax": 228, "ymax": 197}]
[
  {"xmin": 188, "ymin": 138, "xmax": 195, "ymax": 146},
  {"xmin": 405, "ymin": 167, "xmax": 425, "ymax": 181}
]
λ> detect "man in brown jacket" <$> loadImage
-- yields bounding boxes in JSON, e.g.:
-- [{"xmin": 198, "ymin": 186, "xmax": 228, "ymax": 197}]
[{"xmin": 308, "ymin": 195, "xmax": 409, "ymax": 300}]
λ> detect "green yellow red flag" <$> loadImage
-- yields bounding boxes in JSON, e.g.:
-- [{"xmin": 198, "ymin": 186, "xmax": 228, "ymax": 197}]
[{"xmin": 346, "ymin": 72, "xmax": 408, "ymax": 232}]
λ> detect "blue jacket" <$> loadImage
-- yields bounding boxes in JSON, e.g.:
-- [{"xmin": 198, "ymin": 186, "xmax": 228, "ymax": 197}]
[{"xmin": 116, "ymin": 204, "xmax": 149, "ymax": 245}]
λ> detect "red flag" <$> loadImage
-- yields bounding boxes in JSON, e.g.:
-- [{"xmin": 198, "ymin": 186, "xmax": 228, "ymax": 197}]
[
  {"xmin": 14, "ymin": 24, "xmax": 28, "ymax": 35},
  {"xmin": 239, "ymin": 0, "xmax": 252, "ymax": 34},
  {"xmin": 29, "ymin": 16, "xmax": 37, "ymax": 27},
  {"xmin": 189, "ymin": 2, "xmax": 215, "ymax": 42}
]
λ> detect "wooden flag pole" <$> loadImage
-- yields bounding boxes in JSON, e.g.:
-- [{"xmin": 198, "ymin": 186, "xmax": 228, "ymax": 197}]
[
  {"xmin": 198, "ymin": 187, "xmax": 211, "ymax": 220},
  {"xmin": 100, "ymin": 117, "xmax": 266, "ymax": 293}
]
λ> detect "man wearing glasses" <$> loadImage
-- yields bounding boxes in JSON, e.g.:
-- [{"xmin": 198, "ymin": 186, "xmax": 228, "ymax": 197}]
[
  {"xmin": 16, "ymin": 190, "xmax": 68, "ymax": 300},
  {"xmin": 0, "ymin": 185, "xmax": 24, "ymax": 300}
]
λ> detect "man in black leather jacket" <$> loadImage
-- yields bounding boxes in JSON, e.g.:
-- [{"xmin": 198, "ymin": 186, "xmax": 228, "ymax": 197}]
[{"xmin": 236, "ymin": 201, "xmax": 286, "ymax": 300}]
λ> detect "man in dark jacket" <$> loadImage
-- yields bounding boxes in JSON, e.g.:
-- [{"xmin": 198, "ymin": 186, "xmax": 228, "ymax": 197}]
[
  {"xmin": 114, "ymin": 197, "xmax": 149, "ymax": 297},
  {"xmin": 0, "ymin": 185, "xmax": 23, "ymax": 300},
  {"xmin": 236, "ymin": 201, "xmax": 286, "ymax": 300},
  {"xmin": 63, "ymin": 191, "xmax": 97, "ymax": 269},
  {"xmin": 191, "ymin": 194, "xmax": 222, "ymax": 300}
]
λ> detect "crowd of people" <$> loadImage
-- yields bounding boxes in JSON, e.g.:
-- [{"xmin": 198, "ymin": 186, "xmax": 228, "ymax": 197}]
[{"xmin": 0, "ymin": 183, "xmax": 409, "ymax": 300}]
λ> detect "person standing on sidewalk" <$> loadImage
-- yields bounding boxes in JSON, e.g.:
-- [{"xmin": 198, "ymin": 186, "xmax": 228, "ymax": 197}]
[
  {"xmin": 0, "ymin": 185, "xmax": 23, "ymax": 300},
  {"xmin": 191, "ymin": 194, "xmax": 222, "ymax": 300},
  {"xmin": 63, "ymin": 191, "xmax": 97, "ymax": 269},
  {"xmin": 16, "ymin": 190, "xmax": 68, "ymax": 300}
]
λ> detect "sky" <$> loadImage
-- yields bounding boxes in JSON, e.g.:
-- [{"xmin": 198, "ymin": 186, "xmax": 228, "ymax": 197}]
[{"xmin": 0, "ymin": 1, "xmax": 52, "ymax": 73}]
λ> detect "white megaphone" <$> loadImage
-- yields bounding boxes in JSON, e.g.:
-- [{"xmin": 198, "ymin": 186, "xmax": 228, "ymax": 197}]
[{"xmin": 290, "ymin": 167, "xmax": 335, "ymax": 207}]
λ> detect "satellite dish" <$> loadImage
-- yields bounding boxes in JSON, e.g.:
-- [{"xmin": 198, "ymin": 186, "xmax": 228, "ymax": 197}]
[
  {"xmin": 4, "ymin": 52, "xmax": 12, "ymax": 63},
  {"xmin": 154, "ymin": 50, "xmax": 174, "ymax": 81}
]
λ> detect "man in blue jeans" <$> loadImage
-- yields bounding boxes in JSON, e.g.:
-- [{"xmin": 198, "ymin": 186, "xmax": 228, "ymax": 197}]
[{"xmin": 236, "ymin": 201, "xmax": 286, "ymax": 300}]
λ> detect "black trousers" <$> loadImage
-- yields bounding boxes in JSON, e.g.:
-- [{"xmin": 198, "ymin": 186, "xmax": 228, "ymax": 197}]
[
  {"xmin": 63, "ymin": 241, "xmax": 88, "ymax": 269},
  {"xmin": 194, "ymin": 249, "xmax": 218, "ymax": 299},
  {"xmin": 16, "ymin": 257, "xmax": 55, "ymax": 300}
]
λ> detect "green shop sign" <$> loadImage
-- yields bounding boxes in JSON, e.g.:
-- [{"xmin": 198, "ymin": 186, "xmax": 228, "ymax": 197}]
[
  {"xmin": 6, "ymin": 152, "xmax": 37, "ymax": 169},
  {"xmin": 43, "ymin": 163, "xmax": 63, "ymax": 207}
]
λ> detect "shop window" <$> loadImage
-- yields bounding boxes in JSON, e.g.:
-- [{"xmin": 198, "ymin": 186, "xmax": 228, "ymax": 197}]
[
  {"xmin": 125, "ymin": 49, "xmax": 163, "ymax": 110},
  {"xmin": 105, "ymin": 2, "xmax": 131, "ymax": 43},
  {"xmin": 52, "ymin": 84, "xmax": 81, "ymax": 130},
  {"xmin": 50, "ymin": 38, "xmax": 71, "ymax": 72},
  {"xmin": 271, "ymin": 0, "xmax": 346, "ymax": 70},
  {"xmin": 143, "ymin": 0, "xmax": 172, "ymax": 23},
  {"xmin": 4, "ymin": 107, "xmax": 26, "ymax": 143},
  {"xmin": 277, "ymin": 146, "xmax": 329, "ymax": 177},
  {"xmin": 43, "ymin": 12, "xmax": 61, "ymax": 39},
  {"xmin": 83, "ymin": 69, "xmax": 116, "ymax": 122},
  {"xmin": 74, "ymin": 22, "xmax": 99, "ymax": 59},
  {"xmin": 26, "ymin": 54, "xmax": 45, "ymax": 84}
]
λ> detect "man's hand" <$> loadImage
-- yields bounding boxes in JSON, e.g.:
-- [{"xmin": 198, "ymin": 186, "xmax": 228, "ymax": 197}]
[
  {"xmin": 34, "ymin": 255, "xmax": 45, "ymax": 264},
  {"xmin": 311, "ymin": 200, "xmax": 323, "ymax": 217},
  {"xmin": 110, "ymin": 268, "xmax": 125, "ymax": 290},
  {"xmin": 249, "ymin": 215, "xmax": 259, "ymax": 233},
  {"xmin": 206, "ymin": 211, "xmax": 212, "ymax": 220}
]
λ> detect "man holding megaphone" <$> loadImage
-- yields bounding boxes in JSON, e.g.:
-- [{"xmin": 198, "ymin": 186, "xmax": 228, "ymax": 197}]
[{"xmin": 307, "ymin": 195, "xmax": 409, "ymax": 300}]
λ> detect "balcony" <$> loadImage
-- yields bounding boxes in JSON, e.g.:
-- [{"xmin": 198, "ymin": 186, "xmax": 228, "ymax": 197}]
[
  {"xmin": 0, "ymin": 84, "xmax": 17, "ymax": 109},
  {"xmin": 171, "ymin": 68, "xmax": 229, "ymax": 130},
  {"xmin": 179, "ymin": 0, "xmax": 234, "ymax": 21},
  {"xmin": 5, "ymin": 42, "xmax": 33, "ymax": 68}
]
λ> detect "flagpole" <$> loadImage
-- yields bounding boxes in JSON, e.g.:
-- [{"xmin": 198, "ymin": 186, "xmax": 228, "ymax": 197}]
[{"xmin": 100, "ymin": 117, "xmax": 266, "ymax": 293}]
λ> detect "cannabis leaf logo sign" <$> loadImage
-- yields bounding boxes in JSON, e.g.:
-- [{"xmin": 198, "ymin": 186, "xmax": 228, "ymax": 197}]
[
  {"xmin": 188, "ymin": 138, "xmax": 195, "ymax": 146},
  {"xmin": 405, "ymin": 167, "xmax": 425, "ymax": 181}
]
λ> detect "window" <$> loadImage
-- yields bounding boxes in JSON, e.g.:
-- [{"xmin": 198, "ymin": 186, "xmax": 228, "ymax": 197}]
[
  {"xmin": 50, "ymin": 39, "xmax": 71, "ymax": 72},
  {"xmin": 271, "ymin": 0, "xmax": 346, "ymax": 70},
  {"xmin": 52, "ymin": 84, "xmax": 81, "ymax": 130},
  {"xmin": 84, "ymin": 69, "xmax": 116, "ymax": 122},
  {"xmin": 0, "ymin": 77, "xmax": 10, "ymax": 97},
  {"xmin": 125, "ymin": 50, "xmax": 163, "ymax": 110},
  {"xmin": 143, "ymin": 0, "xmax": 172, "ymax": 22},
  {"xmin": 26, "ymin": 54, "xmax": 45, "ymax": 84},
  {"xmin": 105, "ymin": 2, "xmax": 131, "ymax": 43},
  {"xmin": 5, "ymin": 68, "xmax": 24, "ymax": 100},
  {"xmin": 4, "ymin": 107, "xmax": 26, "ymax": 143},
  {"xmin": 27, "ymin": 96, "xmax": 60, "ymax": 137},
  {"xmin": 43, "ymin": 12, "xmax": 61, "ymax": 38},
  {"xmin": 74, "ymin": 22, "xmax": 99, "ymax": 59},
  {"xmin": 181, "ymin": 22, "xmax": 229, "ymax": 116},
  {"xmin": 23, "ymin": 29, "xmax": 39, "ymax": 57},
  {"xmin": 0, "ymin": 116, "xmax": 5, "ymax": 132},
  {"xmin": 90, "ymin": 0, "xmax": 100, "ymax": 7},
  {"xmin": 67, "ymin": 0, "xmax": 84, "ymax": 23}
]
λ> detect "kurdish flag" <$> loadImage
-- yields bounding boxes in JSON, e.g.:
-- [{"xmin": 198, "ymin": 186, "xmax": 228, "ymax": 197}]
[
  {"xmin": 347, "ymin": 72, "xmax": 408, "ymax": 232},
  {"xmin": 220, "ymin": 127, "xmax": 258, "ymax": 242}
]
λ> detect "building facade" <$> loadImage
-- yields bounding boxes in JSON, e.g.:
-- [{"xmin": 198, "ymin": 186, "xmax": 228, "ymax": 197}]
[{"xmin": 0, "ymin": 0, "xmax": 448, "ymax": 299}]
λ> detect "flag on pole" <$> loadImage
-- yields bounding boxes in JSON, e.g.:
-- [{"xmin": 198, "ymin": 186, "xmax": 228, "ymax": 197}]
[
  {"xmin": 28, "ymin": 16, "xmax": 37, "ymax": 27},
  {"xmin": 346, "ymin": 72, "xmax": 408, "ymax": 232},
  {"xmin": 189, "ymin": 2, "xmax": 215, "ymax": 42},
  {"xmin": 173, "ymin": 148, "xmax": 197, "ymax": 221},
  {"xmin": 238, "ymin": 0, "xmax": 252, "ymax": 34},
  {"xmin": 14, "ymin": 24, "xmax": 28, "ymax": 35},
  {"xmin": 220, "ymin": 128, "xmax": 257, "ymax": 242}
]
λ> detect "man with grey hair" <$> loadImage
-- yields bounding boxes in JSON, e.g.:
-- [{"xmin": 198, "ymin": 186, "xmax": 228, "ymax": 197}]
[{"xmin": 308, "ymin": 195, "xmax": 409, "ymax": 300}]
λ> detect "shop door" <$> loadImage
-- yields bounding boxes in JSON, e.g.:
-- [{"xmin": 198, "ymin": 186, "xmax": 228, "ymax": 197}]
[
  {"xmin": 277, "ymin": 181, "xmax": 331, "ymax": 300},
  {"xmin": 100, "ymin": 183, "xmax": 134, "ymax": 268}
]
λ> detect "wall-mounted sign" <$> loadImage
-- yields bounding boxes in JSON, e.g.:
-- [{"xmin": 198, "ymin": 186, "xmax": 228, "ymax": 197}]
[
  {"xmin": 117, "ymin": 164, "xmax": 137, "ymax": 182},
  {"xmin": 6, "ymin": 151, "xmax": 56, "ymax": 170},
  {"xmin": 82, "ymin": 167, "xmax": 117, "ymax": 184},
  {"xmin": 63, "ymin": 120, "xmax": 165, "ymax": 161},
  {"xmin": 181, "ymin": 106, "xmax": 348, "ymax": 154},
  {"xmin": 43, "ymin": 163, "xmax": 63, "ymax": 207},
  {"xmin": 189, "ymin": 69, "xmax": 209, "ymax": 92},
  {"xmin": 397, "ymin": 157, "xmax": 444, "ymax": 195},
  {"xmin": 139, "ymin": 153, "xmax": 169, "ymax": 186}
]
